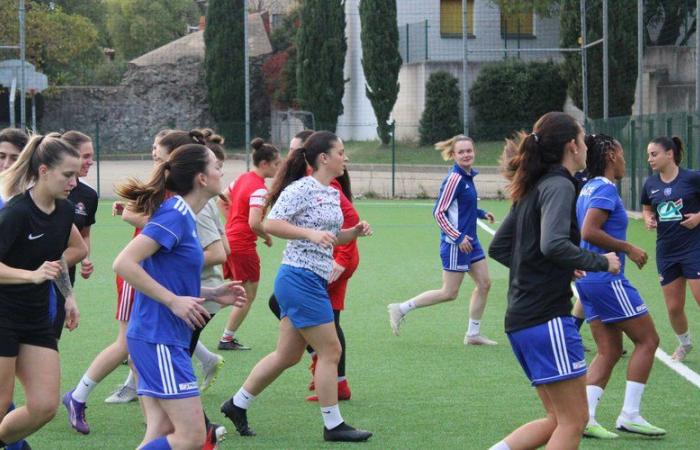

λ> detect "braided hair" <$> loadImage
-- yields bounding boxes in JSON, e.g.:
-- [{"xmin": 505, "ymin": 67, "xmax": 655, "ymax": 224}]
[{"xmin": 584, "ymin": 133, "xmax": 620, "ymax": 179}]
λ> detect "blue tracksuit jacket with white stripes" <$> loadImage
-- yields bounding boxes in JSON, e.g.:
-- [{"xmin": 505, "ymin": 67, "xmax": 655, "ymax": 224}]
[{"xmin": 433, "ymin": 164, "xmax": 486, "ymax": 245}]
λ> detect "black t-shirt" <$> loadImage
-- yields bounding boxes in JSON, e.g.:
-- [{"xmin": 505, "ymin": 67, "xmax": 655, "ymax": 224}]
[
  {"xmin": 67, "ymin": 180, "xmax": 98, "ymax": 284},
  {"xmin": 0, "ymin": 192, "xmax": 74, "ymax": 329}
]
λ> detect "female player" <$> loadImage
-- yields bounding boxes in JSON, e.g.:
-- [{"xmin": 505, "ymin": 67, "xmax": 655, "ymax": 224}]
[
  {"xmin": 388, "ymin": 135, "xmax": 497, "ymax": 345},
  {"xmin": 0, "ymin": 133, "xmax": 87, "ymax": 446},
  {"xmin": 113, "ymin": 143, "xmax": 246, "ymax": 450},
  {"xmin": 62, "ymin": 131, "xmax": 99, "ymax": 285},
  {"xmin": 218, "ymin": 137, "xmax": 281, "ymax": 351},
  {"xmin": 641, "ymin": 136, "xmax": 700, "ymax": 362},
  {"xmin": 63, "ymin": 130, "xmax": 207, "ymax": 435},
  {"xmin": 220, "ymin": 131, "xmax": 373, "ymax": 442},
  {"xmin": 575, "ymin": 134, "xmax": 664, "ymax": 438},
  {"xmin": 488, "ymin": 112, "xmax": 619, "ymax": 450}
]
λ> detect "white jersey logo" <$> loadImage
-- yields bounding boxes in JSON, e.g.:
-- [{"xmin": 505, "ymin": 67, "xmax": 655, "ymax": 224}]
[{"xmin": 28, "ymin": 233, "xmax": 44, "ymax": 240}]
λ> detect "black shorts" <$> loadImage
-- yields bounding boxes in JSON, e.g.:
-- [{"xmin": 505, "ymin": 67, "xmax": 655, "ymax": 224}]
[{"xmin": 0, "ymin": 325, "xmax": 58, "ymax": 357}]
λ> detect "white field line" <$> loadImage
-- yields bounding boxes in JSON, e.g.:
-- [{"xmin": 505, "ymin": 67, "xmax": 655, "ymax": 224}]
[{"xmin": 476, "ymin": 218, "xmax": 700, "ymax": 390}]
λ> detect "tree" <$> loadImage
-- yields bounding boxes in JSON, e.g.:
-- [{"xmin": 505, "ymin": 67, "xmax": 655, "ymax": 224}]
[
  {"xmin": 35, "ymin": 0, "xmax": 110, "ymax": 46},
  {"xmin": 645, "ymin": 0, "xmax": 697, "ymax": 46},
  {"xmin": 105, "ymin": 0, "xmax": 199, "ymax": 60},
  {"xmin": 419, "ymin": 71, "xmax": 462, "ymax": 145},
  {"xmin": 296, "ymin": 0, "xmax": 347, "ymax": 132},
  {"xmin": 560, "ymin": 0, "xmax": 637, "ymax": 119},
  {"xmin": 204, "ymin": 0, "xmax": 245, "ymax": 145},
  {"xmin": 359, "ymin": 0, "xmax": 402, "ymax": 145}
]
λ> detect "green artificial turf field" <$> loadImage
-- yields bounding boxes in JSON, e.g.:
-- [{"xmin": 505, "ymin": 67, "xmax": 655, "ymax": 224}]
[{"xmin": 12, "ymin": 199, "xmax": 700, "ymax": 449}]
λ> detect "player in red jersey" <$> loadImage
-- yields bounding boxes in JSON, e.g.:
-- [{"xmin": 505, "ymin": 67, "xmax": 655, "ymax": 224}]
[{"xmin": 218, "ymin": 138, "xmax": 281, "ymax": 350}]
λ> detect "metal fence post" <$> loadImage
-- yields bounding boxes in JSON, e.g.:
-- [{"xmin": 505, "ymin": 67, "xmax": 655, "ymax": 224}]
[
  {"xmin": 424, "ymin": 19, "xmax": 429, "ymax": 61},
  {"xmin": 687, "ymin": 114, "xmax": 694, "ymax": 168},
  {"xmin": 630, "ymin": 118, "xmax": 637, "ymax": 209},
  {"xmin": 391, "ymin": 120, "xmax": 396, "ymax": 198},
  {"xmin": 406, "ymin": 23, "xmax": 410, "ymax": 64},
  {"xmin": 95, "ymin": 121, "xmax": 101, "ymax": 198}
]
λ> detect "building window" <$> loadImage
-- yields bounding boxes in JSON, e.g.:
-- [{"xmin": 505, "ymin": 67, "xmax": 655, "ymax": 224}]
[
  {"xmin": 440, "ymin": 0, "xmax": 474, "ymax": 37},
  {"xmin": 500, "ymin": 9, "xmax": 534, "ymax": 38}
]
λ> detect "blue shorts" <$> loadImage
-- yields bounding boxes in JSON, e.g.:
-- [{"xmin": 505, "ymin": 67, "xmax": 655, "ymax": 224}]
[
  {"xmin": 657, "ymin": 256, "xmax": 700, "ymax": 286},
  {"xmin": 576, "ymin": 279, "xmax": 648, "ymax": 323},
  {"xmin": 440, "ymin": 240, "xmax": 485, "ymax": 272},
  {"xmin": 274, "ymin": 264, "xmax": 334, "ymax": 329},
  {"xmin": 127, "ymin": 338, "xmax": 199, "ymax": 399},
  {"xmin": 507, "ymin": 316, "xmax": 587, "ymax": 386}
]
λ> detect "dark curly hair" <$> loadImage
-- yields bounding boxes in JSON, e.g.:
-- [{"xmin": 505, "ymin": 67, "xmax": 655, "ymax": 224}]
[{"xmin": 584, "ymin": 133, "xmax": 620, "ymax": 179}]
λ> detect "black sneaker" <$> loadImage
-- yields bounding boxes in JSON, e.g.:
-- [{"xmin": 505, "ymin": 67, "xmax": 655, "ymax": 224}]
[
  {"xmin": 220, "ymin": 399, "xmax": 256, "ymax": 436},
  {"xmin": 218, "ymin": 338, "xmax": 251, "ymax": 351},
  {"xmin": 323, "ymin": 422, "xmax": 373, "ymax": 442}
]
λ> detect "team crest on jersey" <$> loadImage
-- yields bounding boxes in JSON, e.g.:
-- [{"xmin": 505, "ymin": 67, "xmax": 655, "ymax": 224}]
[
  {"xmin": 664, "ymin": 187, "xmax": 673, "ymax": 197},
  {"xmin": 74, "ymin": 202, "xmax": 87, "ymax": 216},
  {"xmin": 657, "ymin": 198, "xmax": 683, "ymax": 222}
]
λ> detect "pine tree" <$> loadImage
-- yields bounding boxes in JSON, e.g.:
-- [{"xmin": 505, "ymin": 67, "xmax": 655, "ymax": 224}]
[
  {"xmin": 204, "ymin": 0, "xmax": 244, "ymax": 144},
  {"xmin": 296, "ymin": 0, "xmax": 347, "ymax": 132},
  {"xmin": 359, "ymin": 0, "xmax": 402, "ymax": 145}
]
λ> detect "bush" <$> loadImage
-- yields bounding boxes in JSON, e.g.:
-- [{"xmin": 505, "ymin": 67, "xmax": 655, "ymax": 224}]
[
  {"xmin": 469, "ymin": 59, "xmax": 567, "ymax": 140},
  {"xmin": 418, "ymin": 71, "xmax": 462, "ymax": 145}
]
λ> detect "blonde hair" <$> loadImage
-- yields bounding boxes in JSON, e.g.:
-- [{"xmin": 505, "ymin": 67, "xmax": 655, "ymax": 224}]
[
  {"xmin": 2, "ymin": 132, "xmax": 79, "ymax": 199},
  {"xmin": 435, "ymin": 135, "xmax": 473, "ymax": 161},
  {"xmin": 500, "ymin": 131, "xmax": 528, "ymax": 181}
]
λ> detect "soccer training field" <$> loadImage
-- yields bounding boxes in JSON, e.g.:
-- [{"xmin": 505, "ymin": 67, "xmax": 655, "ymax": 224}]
[{"xmin": 14, "ymin": 199, "xmax": 700, "ymax": 449}]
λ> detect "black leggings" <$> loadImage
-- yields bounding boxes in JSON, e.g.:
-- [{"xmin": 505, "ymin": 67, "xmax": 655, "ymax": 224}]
[{"xmin": 268, "ymin": 294, "xmax": 346, "ymax": 377}]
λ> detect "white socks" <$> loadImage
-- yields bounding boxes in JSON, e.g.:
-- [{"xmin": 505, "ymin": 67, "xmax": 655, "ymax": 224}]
[
  {"xmin": 622, "ymin": 380, "xmax": 645, "ymax": 417},
  {"xmin": 586, "ymin": 385, "xmax": 604, "ymax": 423},
  {"xmin": 320, "ymin": 404, "xmax": 344, "ymax": 429},
  {"xmin": 399, "ymin": 300, "xmax": 416, "ymax": 315},
  {"xmin": 488, "ymin": 441, "xmax": 511, "ymax": 450},
  {"xmin": 72, "ymin": 375, "xmax": 97, "ymax": 403},
  {"xmin": 467, "ymin": 319, "xmax": 481, "ymax": 337},
  {"xmin": 194, "ymin": 341, "xmax": 218, "ymax": 366},
  {"xmin": 233, "ymin": 387, "xmax": 256, "ymax": 410},
  {"xmin": 222, "ymin": 328, "xmax": 236, "ymax": 340},
  {"xmin": 677, "ymin": 331, "xmax": 692, "ymax": 347}
]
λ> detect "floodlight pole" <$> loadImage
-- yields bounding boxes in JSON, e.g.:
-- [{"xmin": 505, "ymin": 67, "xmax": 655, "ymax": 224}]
[
  {"xmin": 696, "ymin": 0, "xmax": 700, "ymax": 114},
  {"xmin": 244, "ymin": 0, "xmax": 251, "ymax": 170},
  {"xmin": 580, "ymin": 0, "xmax": 588, "ymax": 123},
  {"xmin": 462, "ymin": 0, "xmax": 469, "ymax": 136},
  {"xmin": 637, "ymin": 0, "xmax": 643, "ymax": 117},
  {"xmin": 603, "ymin": 0, "xmax": 609, "ymax": 120},
  {"xmin": 19, "ymin": 0, "xmax": 27, "ymax": 129}
]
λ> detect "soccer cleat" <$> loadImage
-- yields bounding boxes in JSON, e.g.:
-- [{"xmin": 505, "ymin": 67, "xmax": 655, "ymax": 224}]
[
  {"xmin": 616, "ymin": 414, "xmax": 666, "ymax": 436},
  {"xmin": 308, "ymin": 354, "xmax": 318, "ymax": 391},
  {"xmin": 306, "ymin": 379, "xmax": 352, "ymax": 402},
  {"xmin": 465, "ymin": 334, "xmax": 498, "ymax": 346},
  {"xmin": 63, "ymin": 390, "xmax": 90, "ymax": 434},
  {"xmin": 202, "ymin": 421, "xmax": 227, "ymax": 450},
  {"xmin": 387, "ymin": 303, "xmax": 405, "ymax": 336},
  {"xmin": 583, "ymin": 422, "xmax": 619, "ymax": 439},
  {"xmin": 217, "ymin": 338, "xmax": 251, "ymax": 351},
  {"xmin": 200, "ymin": 355, "xmax": 225, "ymax": 392},
  {"xmin": 220, "ymin": 398, "xmax": 256, "ymax": 436},
  {"xmin": 671, "ymin": 344, "xmax": 692, "ymax": 362},
  {"xmin": 104, "ymin": 385, "xmax": 138, "ymax": 403},
  {"xmin": 323, "ymin": 422, "xmax": 372, "ymax": 442}
]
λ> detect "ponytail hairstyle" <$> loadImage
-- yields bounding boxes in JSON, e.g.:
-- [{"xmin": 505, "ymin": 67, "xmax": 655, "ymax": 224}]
[
  {"xmin": 435, "ymin": 134, "xmax": 473, "ymax": 161},
  {"xmin": 115, "ymin": 144, "xmax": 212, "ymax": 217},
  {"xmin": 0, "ymin": 128, "xmax": 29, "ymax": 151},
  {"xmin": 198, "ymin": 128, "xmax": 226, "ymax": 161},
  {"xmin": 251, "ymin": 137, "xmax": 280, "ymax": 166},
  {"xmin": 650, "ymin": 136, "xmax": 684, "ymax": 166},
  {"xmin": 61, "ymin": 130, "xmax": 92, "ymax": 151},
  {"xmin": 268, "ymin": 130, "xmax": 338, "ymax": 207},
  {"xmin": 2, "ymin": 132, "xmax": 80, "ymax": 199},
  {"xmin": 500, "ymin": 131, "xmax": 527, "ymax": 181},
  {"xmin": 158, "ymin": 129, "xmax": 206, "ymax": 156},
  {"xmin": 584, "ymin": 134, "xmax": 620, "ymax": 179},
  {"xmin": 506, "ymin": 112, "xmax": 582, "ymax": 202}
]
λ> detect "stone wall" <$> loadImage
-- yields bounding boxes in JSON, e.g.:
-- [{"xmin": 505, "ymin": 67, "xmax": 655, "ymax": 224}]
[{"xmin": 41, "ymin": 56, "xmax": 213, "ymax": 154}]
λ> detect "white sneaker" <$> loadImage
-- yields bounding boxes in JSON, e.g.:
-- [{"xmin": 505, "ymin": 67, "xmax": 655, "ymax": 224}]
[
  {"xmin": 200, "ymin": 354, "xmax": 225, "ymax": 392},
  {"xmin": 387, "ymin": 303, "xmax": 405, "ymax": 336},
  {"xmin": 104, "ymin": 385, "xmax": 137, "ymax": 403},
  {"xmin": 465, "ymin": 334, "xmax": 498, "ymax": 346},
  {"xmin": 671, "ymin": 343, "xmax": 692, "ymax": 362}
]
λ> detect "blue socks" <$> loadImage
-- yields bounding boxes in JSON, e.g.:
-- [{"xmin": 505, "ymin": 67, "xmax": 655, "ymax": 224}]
[
  {"xmin": 574, "ymin": 316, "xmax": 584, "ymax": 331},
  {"xmin": 141, "ymin": 436, "xmax": 172, "ymax": 450},
  {"xmin": 5, "ymin": 402, "xmax": 29, "ymax": 450}
]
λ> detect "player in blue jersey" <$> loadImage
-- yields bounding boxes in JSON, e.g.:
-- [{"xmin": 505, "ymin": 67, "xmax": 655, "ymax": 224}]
[
  {"xmin": 641, "ymin": 136, "xmax": 700, "ymax": 362},
  {"xmin": 110, "ymin": 144, "xmax": 247, "ymax": 450},
  {"xmin": 575, "ymin": 134, "xmax": 664, "ymax": 439},
  {"xmin": 388, "ymin": 135, "xmax": 496, "ymax": 344}
]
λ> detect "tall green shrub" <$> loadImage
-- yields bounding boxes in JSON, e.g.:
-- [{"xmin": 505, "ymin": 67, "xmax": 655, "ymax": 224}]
[
  {"xmin": 204, "ymin": 0, "xmax": 244, "ymax": 144},
  {"xmin": 470, "ymin": 59, "xmax": 567, "ymax": 140},
  {"xmin": 296, "ymin": 0, "xmax": 347, "ymax": 132},
  {"xmin": 418, "ymin": 71, "xmax": 462, "ymax": 145},
  {"xmin": 359, "ymin": 0, "xmax": 402, "ymax": 145}
]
